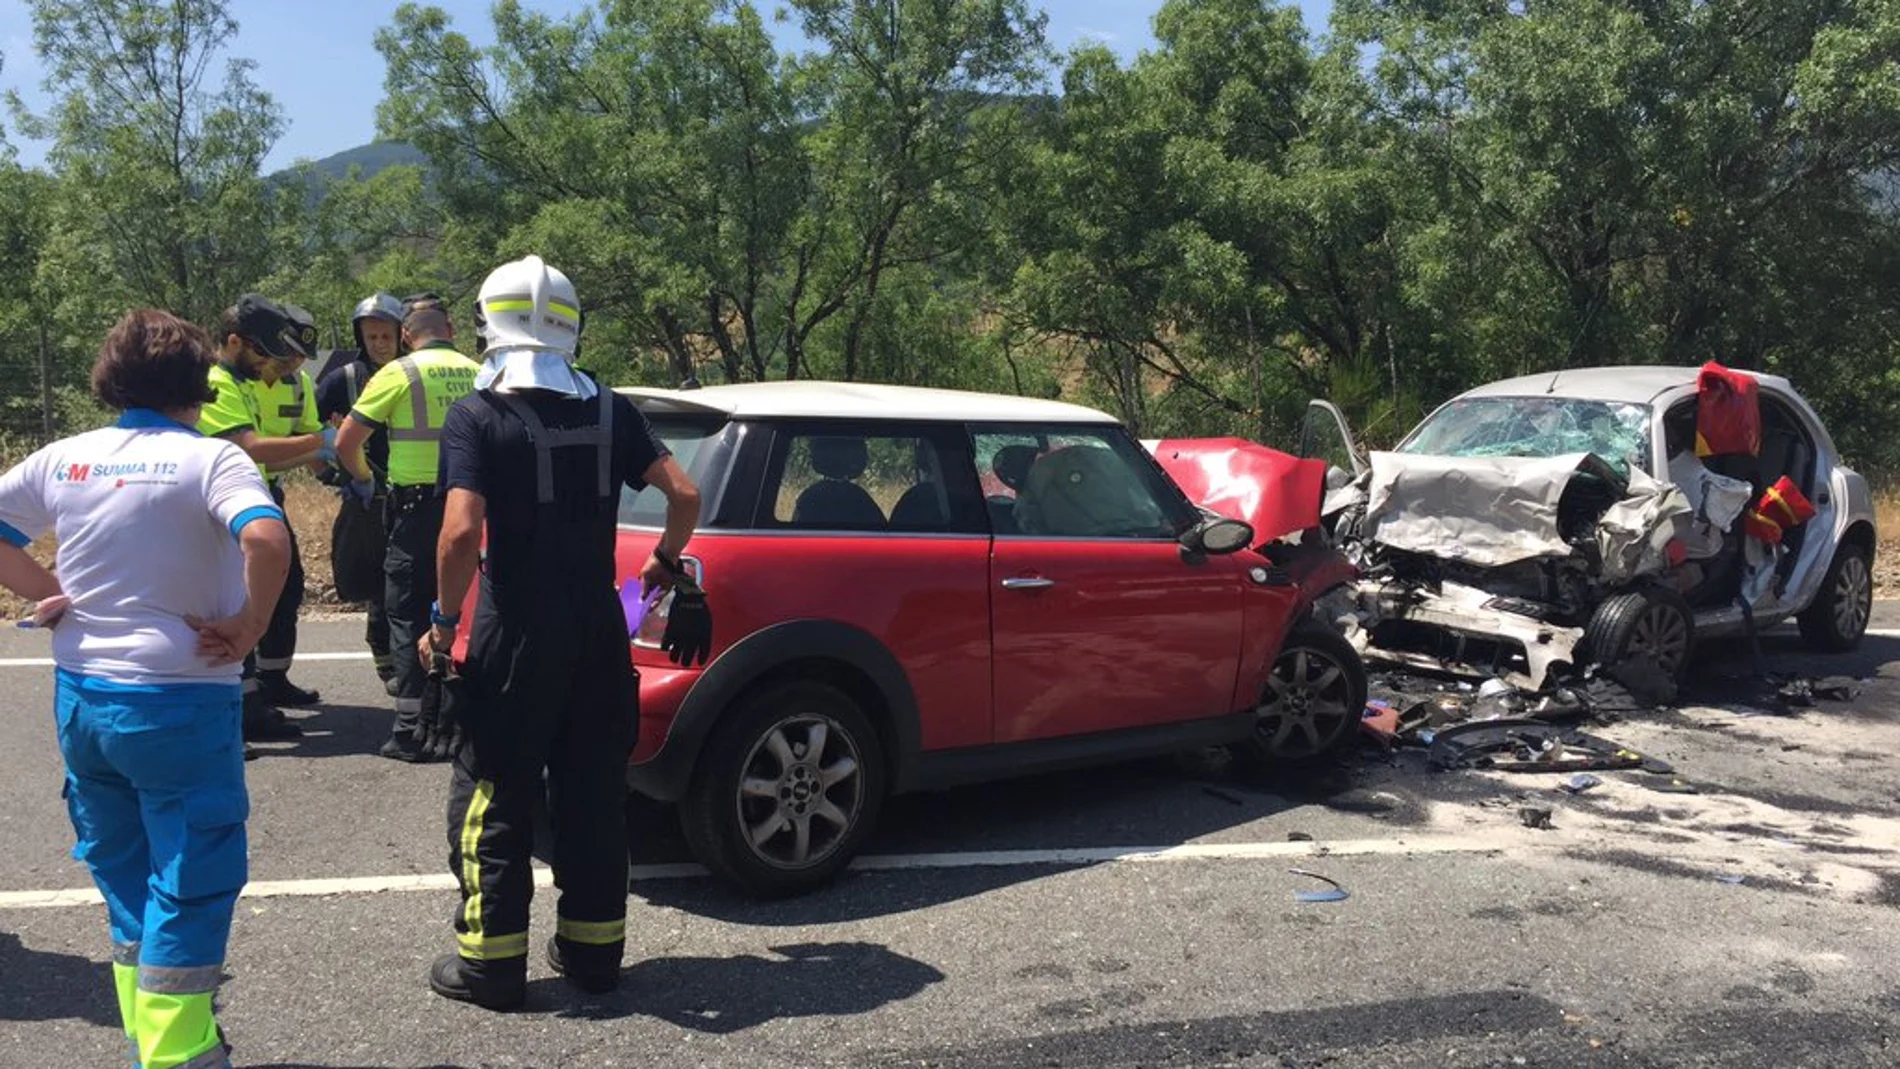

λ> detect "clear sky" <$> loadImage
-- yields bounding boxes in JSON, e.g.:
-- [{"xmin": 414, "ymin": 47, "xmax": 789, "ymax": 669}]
[{"xmin": 1, "ymin": 0, "xmax": 1334, "ymax": 171}]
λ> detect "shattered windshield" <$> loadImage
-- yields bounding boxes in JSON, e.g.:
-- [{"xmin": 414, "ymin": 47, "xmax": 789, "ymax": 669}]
[{"xmin": 1398, "ymin": 397, "xmax": 1652, "ymax": 479}]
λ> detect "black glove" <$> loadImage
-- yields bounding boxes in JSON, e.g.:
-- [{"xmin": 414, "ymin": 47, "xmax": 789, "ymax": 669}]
[
  {"xmin": 417, "ymin": 648, "xmax": 463, "ymax": 762},
  {"xmin": 659, "ymin": 570, "xmax": 713, "ymax": 667}
]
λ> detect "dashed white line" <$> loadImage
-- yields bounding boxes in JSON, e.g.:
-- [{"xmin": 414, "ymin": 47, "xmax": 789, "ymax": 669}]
[{"xmin": 0, "ymin": 837, "xmax": 1504, "ymax": 910}]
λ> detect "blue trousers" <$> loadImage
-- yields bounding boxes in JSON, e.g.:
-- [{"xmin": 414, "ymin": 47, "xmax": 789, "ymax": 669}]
[{"xmin": 55, "ymin": 670, "xmax": 248, "ymax": 1068}]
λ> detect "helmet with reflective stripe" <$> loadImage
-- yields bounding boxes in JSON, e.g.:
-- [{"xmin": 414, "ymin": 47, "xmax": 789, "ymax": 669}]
[
  {"xmin": 350, "ymin": 292, "xmax": 404, "ymax": 352},
  {"xmin": 476, "ymin": 255, "xmax": 581, "ymax": 359}
]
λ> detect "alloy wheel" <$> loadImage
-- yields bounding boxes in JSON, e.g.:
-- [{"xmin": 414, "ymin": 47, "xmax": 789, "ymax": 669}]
[
  {"xmin": 733, "ymin": 714, "xmax": 865, "ymax": 870},
  {"xmin": 1628, "ymin": 603, "xmax": 1691, "ymax": 674},
  {"xmin": 1254, "ymin": 645, "xmax": 1356, "ymax": 759},
  {"xmin": 1834, "ymin": 552, "xmax": 1873, "ymax": 640}
]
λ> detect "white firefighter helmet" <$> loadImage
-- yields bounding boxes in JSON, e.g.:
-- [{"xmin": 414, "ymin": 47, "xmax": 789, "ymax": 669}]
[
  {"xmin": 475, "ymin": 255, "xmax": 581, "ymax": 358},
  {"xmin": 350, "ymin": 292, "xmax": 403, "ymax": 352}
]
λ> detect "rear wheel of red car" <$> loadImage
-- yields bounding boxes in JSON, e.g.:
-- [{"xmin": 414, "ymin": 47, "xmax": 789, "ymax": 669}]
[
  {"xmin": 1245, "ymin": 624, "xmax": 1368, "ymax": 764},
  {"xmin": 681, "ymin": 679, "xmax": 886, "ymax": 898}
]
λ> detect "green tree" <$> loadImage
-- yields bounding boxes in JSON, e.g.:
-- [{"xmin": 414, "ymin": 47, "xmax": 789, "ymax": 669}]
[{"xmin": 12, "ymin": 0, "xmax": 283, "ymax": 324}]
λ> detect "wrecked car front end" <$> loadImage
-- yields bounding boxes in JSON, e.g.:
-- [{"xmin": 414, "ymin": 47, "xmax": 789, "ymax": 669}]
[{"xmin": 1321, "ymin": 449, "xmax": 1693, "ymax": 690}]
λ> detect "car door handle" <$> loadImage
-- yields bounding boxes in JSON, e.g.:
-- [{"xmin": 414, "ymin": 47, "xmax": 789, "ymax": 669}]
[{"xmin": 1001, "ymin": 577, "xmax": 1055, "ymax": 590}]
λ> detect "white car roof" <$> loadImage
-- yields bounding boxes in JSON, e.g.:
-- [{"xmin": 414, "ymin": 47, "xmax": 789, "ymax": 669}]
[
  {"xmin": 617, "ymin": 380, "xmax": 1121, "ymax": 425},
  {"xmin": 1457, "ymin": 365, "xmax": 1796, "ymax": 406}
]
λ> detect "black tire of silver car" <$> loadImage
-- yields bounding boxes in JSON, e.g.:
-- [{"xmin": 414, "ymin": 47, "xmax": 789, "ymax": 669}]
[
  {"xmin": 1580, "ymin": 587, "xmax": 1695, "ymax": 680},
  {"xmin": 1245, "ymin": 624, "xmax": 1369, "ymax": 763},
  {"xmin": 1797, "ymin": 541, "xmax": 1874, "ymax": 653},
  {"xmin": 680, "ymin": 680, "xmax": 886, "ymax": 898}
]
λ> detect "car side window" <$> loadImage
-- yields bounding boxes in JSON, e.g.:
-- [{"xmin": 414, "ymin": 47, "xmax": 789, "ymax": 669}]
[
  {"xmin": 758, "ymin": 424, "xmax": 986, "ymax": 534},
  {"xmin": 973, "ymin": 426, "xmax": 1191, "ymax": 539}
]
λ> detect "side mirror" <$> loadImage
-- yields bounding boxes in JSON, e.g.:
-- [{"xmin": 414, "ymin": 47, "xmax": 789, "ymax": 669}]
[{"xmin": 1181, "ymin": 516, "xmax": 1255, "ymax": 557}]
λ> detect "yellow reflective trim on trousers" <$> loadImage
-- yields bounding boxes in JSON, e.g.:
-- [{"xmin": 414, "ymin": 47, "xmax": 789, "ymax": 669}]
[
  {"xmin": 458, "ymin": 780, "xmax": 495, "ymax": 945},
  {"xmin": 134, "ymin": 989, "xmax": 223, "ymax": 1069},
  {"xmin": 456, "ymin": 930, "xmax": 529, "ymax": 960},
  {"xmin": 556, "ymin": 917, "xmax": 627, "ymax": 946},
  {"xmin": 113, "ymin": 962, "xmax": 137, "ymax": 1043}
]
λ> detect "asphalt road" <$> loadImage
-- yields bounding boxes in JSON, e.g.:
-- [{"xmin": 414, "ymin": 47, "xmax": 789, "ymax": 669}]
[{"xmin": 4, "ymin": 609, "xmax": 1900, "ymax": 1068}]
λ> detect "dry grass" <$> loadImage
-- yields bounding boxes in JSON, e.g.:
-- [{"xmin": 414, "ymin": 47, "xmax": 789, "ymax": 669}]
[{"xmin": 1874, "ymin": 486, "xmax": 1900, "ymax": 597}]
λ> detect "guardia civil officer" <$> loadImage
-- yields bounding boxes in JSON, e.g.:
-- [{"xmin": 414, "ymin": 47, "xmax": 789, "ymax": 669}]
[
  {"xmin": 419, "ymin": 256, "xmax": 707, "ymax": 1008},
  {"xmin": 335, "ymin": 298, "xmax": 479, "ymax": 761},
  {"xmin": 317, "ymin": 292, "xmax": 405, "ymax": 689},
  {"xmin": 200, "ymin": 295, "xmax": 331, "ymax": 741},
  {"xmin": 0, "ymin": 309, "xmax": 291, "ymax": 1069}
]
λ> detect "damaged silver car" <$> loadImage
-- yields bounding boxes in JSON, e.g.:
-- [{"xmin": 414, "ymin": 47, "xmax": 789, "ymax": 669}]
[{"xmin": 1302, "ymin": 367, "xmax": 1877, "ymax": 689}]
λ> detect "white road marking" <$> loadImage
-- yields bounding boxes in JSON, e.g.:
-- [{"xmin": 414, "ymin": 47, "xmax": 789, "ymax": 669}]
[
  {"xmin": 0, "ymin": 651, "xmax": 373, "ymax": 669},
  {"xmin": 0, "ymin": 836, "xmax": 1505, "ymax": 910}
]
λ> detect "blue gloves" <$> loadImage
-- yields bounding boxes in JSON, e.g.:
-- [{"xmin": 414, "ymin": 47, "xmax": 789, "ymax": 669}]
[
  {"xmin": 344, "ymin": 478, "xmax": 376, "ymax": 507},
  {"xmin": 315, "ymin": 426, "xmax": 339, "ymax": 466}
]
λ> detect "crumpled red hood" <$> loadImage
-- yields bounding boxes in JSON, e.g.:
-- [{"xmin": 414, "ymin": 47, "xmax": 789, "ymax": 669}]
[{"xmin": 1148, "ymin": 437, "xmax": 1329, "ymax": 545}]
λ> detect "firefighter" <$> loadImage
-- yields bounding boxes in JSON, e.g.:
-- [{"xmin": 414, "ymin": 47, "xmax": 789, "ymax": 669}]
[
  {"xmin": 335, "ymin": 297, "xmax": 480, "ymax": 761},
  {"xmin": 419, "ymin": 255, "xmax": 707, "ymax": 1008},
  {"xmin": 317, "ymin": 292, "xmax": 405, "ymax": 690},
  {"xmin": 245, "ymin": 302, "xmax": 327, "ymax": 707},
  {"xmin": 199, "ymin": 295, "xmax": 330, "ymax": 741},
  {"xmin": 0, "ymin": 309, "xmax": 292, "ymax": 1069}
]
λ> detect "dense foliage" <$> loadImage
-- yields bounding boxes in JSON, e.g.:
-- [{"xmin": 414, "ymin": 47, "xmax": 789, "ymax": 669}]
[{"xmin": 3, "ymin": 0, "xmax": 1897, "ymax": 469}]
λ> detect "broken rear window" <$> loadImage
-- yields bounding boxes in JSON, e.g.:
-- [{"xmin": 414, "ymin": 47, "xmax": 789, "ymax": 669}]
[{"xmin": 1398, "ymin": 397, "xmax": 1651, "ymax": 479}]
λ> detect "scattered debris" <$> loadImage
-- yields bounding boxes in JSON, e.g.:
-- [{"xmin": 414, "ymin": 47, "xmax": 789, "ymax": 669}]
[
  {"xmin": 1426, "ymin": 720, "xmax": 1658, "ymax": 774},
  {"xmin": 1361, "ymin": 699, "xmax": 1401, "ymax": 750},
  {"xmin": 1560, "ymin": 773, "xmax": 1604, "ymax": 795},
  {"xmin": 1716, "ymin": 873, "xmax": 1747, "ymax": 886},
  {"xmin": 1286, "ymin": 831, "xmax": 1315, "ymax": 842},
  {"xmin": 1290, "ymin": 869, "xmax": 1350, "ymax": 903},
  {"xmin": 1520, "ymin": 806, "xmax": 1555, "ymax": 830}
]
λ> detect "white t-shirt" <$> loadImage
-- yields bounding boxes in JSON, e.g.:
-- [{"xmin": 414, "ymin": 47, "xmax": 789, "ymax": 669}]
[{"xmin": 0, "ymin": 411, "xmax": 283, "ymax": 686}]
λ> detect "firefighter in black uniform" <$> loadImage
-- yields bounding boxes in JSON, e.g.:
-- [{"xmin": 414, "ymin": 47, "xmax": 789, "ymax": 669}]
[{"xmin": 420, "ymin": 256, "xmax": 707, "ymax": 1009}]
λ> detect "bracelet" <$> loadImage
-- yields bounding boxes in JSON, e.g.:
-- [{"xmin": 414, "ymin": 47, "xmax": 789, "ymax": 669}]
[{"xmin": 429, "ymin": 601, "xmax": 461, "ymax": 629}]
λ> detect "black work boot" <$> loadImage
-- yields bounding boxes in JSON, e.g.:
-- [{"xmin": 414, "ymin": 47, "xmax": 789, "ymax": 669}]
[
  {"xmin": 428, "ymin": 954, "xmax": 526, "ymax": 1011},
  {"xmin": 257, "ymin": 672, "xmax": 320, "ymax": 708},
  {"xmin": 378, "ymin": 731, "xmax": 426, "ymax": 763},
  {"xmin": 242, "ymin": 693, "xmax": 302, "ymax": 741},
  {"xmin": 546, "ymin": 936, "xmax": 621, "ymax": 995}
]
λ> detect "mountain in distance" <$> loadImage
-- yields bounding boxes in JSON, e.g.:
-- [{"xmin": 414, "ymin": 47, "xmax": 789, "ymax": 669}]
[{"xmin": 269, "ymin": 140, "xmax": 429, "ymax": 188}]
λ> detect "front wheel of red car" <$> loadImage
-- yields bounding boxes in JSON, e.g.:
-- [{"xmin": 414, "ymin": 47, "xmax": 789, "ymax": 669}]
[
  {"xmin": 681, "ymin": 680, "xmax": 887, "ymax": 898},
  {"xmin": 1243, "ymin": 624, "xmax": 1368, "ymax": 765}
]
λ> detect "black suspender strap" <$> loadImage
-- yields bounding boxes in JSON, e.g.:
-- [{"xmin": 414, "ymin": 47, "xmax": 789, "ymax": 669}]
[{"xmin": 495, "ymin": 389, "xmax": 615, "ymax": 504}]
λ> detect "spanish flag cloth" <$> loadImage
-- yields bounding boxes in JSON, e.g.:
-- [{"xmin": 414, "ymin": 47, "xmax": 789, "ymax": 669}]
[{"xmin": 1744, "ymin": 477, "xmax": 1817, "ymax": 545}]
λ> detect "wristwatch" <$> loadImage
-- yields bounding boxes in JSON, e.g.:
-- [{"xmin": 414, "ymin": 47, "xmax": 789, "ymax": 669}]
[{"xmin": 430, "ymin": 600, "xmax": 461, "ymax": 631}]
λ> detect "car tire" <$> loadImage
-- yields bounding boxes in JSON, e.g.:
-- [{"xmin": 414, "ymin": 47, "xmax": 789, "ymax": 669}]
[
  {"xmin": 1581, "ymin": 587, "xmax": 1695, "ymax": 680},
  {"xmin": 1242, "ymin": 624, "xmax": 1369, "ymax": 764},
  {"xmin": 1797, "ymin": 541, "xmax": 1873, "ymax": 652},
  {"xmin": 680, "ymin": 679, "xmax": 886, "ymax": 898}
]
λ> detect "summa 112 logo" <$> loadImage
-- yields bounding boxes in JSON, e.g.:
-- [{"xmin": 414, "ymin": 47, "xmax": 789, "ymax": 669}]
[{"xmin": 55, "ymin": 464, "xmax": 91, "ymax": 483}]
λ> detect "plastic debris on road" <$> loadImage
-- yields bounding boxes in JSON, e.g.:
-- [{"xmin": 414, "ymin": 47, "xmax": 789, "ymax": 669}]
[{"xmin": 1290, "ymin": 869, "xmax": 1350, "ymax": 903}]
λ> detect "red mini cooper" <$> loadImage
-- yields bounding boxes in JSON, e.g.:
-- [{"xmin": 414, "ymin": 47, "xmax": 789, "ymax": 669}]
[{"xmin": 599, "ymin": 382, "xmax": 1362, "ymax": 896}]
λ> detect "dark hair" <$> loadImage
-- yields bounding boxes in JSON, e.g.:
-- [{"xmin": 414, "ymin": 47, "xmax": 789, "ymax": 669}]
[
  {"xmin": 92, "ymin": 309, "xmax": 218, "ymax": 412},
  {"xmin": 403, "ymin": 304, "xmax": 451, "ymax": 339}
]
